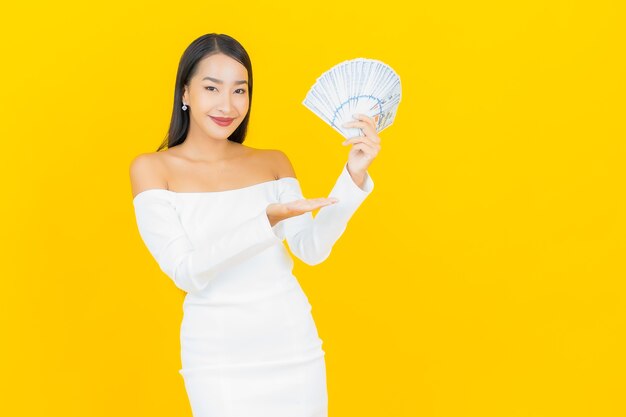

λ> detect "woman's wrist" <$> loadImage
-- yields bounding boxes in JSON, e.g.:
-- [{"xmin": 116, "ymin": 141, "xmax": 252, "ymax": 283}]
[
  {"xmin": 346, "ymin": 164, "xmax": 366, "ymax": 190},
  {"xmin": 266, "ymin": 205, "xmax": 283, "ymax": 227}
]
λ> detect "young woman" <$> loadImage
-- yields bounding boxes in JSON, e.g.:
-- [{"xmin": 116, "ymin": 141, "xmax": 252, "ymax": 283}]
[{"xmin": 130, "ymin": 33, "xmax": 381, "ymax": 417}]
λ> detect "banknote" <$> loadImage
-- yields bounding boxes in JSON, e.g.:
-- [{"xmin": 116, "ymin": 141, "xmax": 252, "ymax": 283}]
[{"xmin": 303, "ymin": 57, "xmax": 402, "ymax": 139}]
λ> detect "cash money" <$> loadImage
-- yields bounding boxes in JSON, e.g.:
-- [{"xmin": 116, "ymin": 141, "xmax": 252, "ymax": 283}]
[{"xmin": 302, "ymin": 57, "xmax": 402, "ymax": 139}]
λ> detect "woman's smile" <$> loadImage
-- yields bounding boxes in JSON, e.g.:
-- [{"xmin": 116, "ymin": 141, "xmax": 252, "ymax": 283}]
[{"xmin": 209, "ymin": 116, "xmax": 235, "ymax": 126}]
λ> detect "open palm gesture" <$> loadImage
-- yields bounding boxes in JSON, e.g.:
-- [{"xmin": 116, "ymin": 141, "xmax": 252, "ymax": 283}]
[{"xmin": 266, "ymin": 197, "xmax": 338, "ymax": 227}]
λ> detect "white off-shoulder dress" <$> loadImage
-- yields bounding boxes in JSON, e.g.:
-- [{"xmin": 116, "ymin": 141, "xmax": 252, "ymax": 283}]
[{"xmin": 132, "ymin": 162, "xmax": 374, "ymax": 417}]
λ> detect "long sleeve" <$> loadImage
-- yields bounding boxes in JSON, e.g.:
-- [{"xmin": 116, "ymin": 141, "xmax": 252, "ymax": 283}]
[
  {"xmin": 133, "ymin": 191, "xmax": 282, "ymax": 294},
  {"xmin": 272, "ymin": 162, "xmax": 374, "ymax": 265}
]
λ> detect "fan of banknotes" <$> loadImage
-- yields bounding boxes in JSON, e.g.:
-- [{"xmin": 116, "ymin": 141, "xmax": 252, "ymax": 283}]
[{"xmin": 302, "ymin": 57, "xmax": 402, "ymax": 139}]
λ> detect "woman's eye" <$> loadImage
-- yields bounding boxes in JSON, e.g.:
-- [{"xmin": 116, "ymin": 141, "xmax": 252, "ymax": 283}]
[{"xmin": 205, "ymin": 86, "xmax": 245, "ymax": 94}]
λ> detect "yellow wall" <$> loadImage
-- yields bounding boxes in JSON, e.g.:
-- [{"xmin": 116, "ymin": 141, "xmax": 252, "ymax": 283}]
[{"xmin": 2, "ymin": 1, "xmax": 624, "ymax": 416}]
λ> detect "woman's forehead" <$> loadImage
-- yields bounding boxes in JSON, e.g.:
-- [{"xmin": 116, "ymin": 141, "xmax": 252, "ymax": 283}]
[{"xmin": 196, "ymin": 54, "xmax": 248, "ymax": 81}]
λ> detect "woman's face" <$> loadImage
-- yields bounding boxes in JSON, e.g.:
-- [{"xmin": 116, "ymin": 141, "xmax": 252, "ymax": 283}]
[{"xmin": 183, "ymin": 53, "xmax": 250, "ymax": 140}]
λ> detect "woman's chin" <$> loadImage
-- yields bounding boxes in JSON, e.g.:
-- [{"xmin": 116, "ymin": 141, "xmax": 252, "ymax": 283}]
[{"xmin": 203, "ymin": 127, "xmax": 235, "ymax": 140}]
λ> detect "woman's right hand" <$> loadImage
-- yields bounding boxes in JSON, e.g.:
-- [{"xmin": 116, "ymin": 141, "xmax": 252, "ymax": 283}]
[{"xmin": 266, "ymin": 197, "xmax": 339, "ymax": 227}]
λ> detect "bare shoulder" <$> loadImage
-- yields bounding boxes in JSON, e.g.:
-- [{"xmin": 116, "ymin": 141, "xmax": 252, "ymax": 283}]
[
  {"xmin": 129, "ymin": 152, "xmax": 168, "ymax": 198},
  {"xmin": 261, "ymin": 148, "xmax": 297, "ymax": 179}
]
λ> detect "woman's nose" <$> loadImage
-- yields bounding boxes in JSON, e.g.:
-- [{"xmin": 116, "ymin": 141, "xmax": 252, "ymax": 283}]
[{"xmin": 217, "ymin": 93, "xmax": 234, "ymax": 113}]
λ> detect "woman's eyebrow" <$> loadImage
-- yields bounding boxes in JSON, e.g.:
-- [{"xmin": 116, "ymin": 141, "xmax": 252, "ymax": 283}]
[{"xmin": 202, "ymin": 76, "xmax": 248, "ymax": 85}]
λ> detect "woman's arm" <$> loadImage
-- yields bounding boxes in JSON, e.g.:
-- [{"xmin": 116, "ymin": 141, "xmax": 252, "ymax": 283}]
[
  {"xmin": 272, "ymin": 158, "xmax": 374, "ymax": 265},
  {"xmin": 130, "ymin": 154, "xmax": 281, "ymax": 294}
]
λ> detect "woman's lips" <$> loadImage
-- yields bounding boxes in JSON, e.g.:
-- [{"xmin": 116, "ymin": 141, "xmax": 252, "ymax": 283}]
[{"xmin": 210, "ymin": 116, "xmax": 234, "ymax": 126}]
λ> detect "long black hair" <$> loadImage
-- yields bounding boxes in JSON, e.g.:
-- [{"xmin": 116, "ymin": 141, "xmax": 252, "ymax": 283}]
[{"xmin": 157, "ymin": 33, "xmax": 253, "ymax": 151}]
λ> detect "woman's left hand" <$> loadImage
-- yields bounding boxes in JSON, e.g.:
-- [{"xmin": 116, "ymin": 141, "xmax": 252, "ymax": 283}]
[{"xmin": 341, "ymin": 113, "xmax": 382, "ymax": 176}]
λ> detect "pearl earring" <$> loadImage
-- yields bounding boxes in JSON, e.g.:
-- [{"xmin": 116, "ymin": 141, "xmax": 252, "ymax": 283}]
[{"xmin": 182, "ymin": 102, "xmax": 188, "ymax": 111}]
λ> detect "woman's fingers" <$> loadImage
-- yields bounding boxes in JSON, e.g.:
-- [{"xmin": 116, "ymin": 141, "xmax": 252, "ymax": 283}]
[
  {"xmin": 285, "ymin": 198, "xmax": 339, "ymax": 213},
  {"xmin": 342, "ymin": 115, "xmax": 382, "ymax": 151},
  {"xmin": 269, "ymin": 197, "xmax": 340, "ymax": 225},
  {"xmin": 349, "ymin": 142, "xmax": 377, "ymax": 160},
  {"xmin": 359, "ymin": 113, "xmax": 378, "ymax": 132},
  {"xmin": 343, "ymin": 135, "xmax": 381, "ymax": 153},
  {"xmin": 352, "ymin": 113, "xmax": 377, "ymax": 130},
  {"xmin": 342, "ymin": 114, "xmax": 380, "ymax": 142},
  {"xmin": 343, "ymin": 120, "xmax": 377, "ymax": 140}
]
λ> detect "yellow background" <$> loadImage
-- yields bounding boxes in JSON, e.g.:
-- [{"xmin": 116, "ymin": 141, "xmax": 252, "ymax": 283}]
[{"xmin": 2, "ymin": 0, "xmax": 625, "ymax": 416}]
